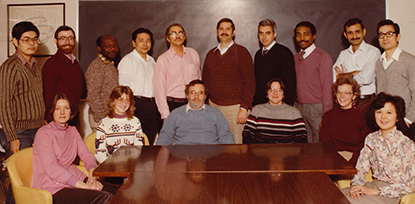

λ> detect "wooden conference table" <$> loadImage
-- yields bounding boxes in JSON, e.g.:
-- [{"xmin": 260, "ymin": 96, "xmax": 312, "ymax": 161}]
[
  {"xmin": 95, "ymin": 143, "xmax": 354, "ymax": 203},
  {"xmin": 94, "ymin": 143, "xmax": 356, "ymax": 177}
]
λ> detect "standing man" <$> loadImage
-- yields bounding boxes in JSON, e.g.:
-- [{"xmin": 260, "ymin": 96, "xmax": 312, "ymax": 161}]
[
  {"xmin": 156, "ymin": 80, "xmax": 234, "ymax": 145},
  {"xmin": 0, "ymin": 21, "xmax": 45, "ymax": 156},
  {"xmin": 118, "ymin": 28, "xmax": 162, "ymax": 145},
  {"xmin": 294, "ymin": 21, "xmax": 333, "ymax": 143},
  {"xmin": 85, "ymin": 34, "xmax": 119, "ymax": 131},
  {"xmin": 333, "ymin": 18, "xmax": 380, "ymax": 109},
  {"xmin": 375, "ymin": 19, "xmax": 415, "ymax": 140},
  {"xmin": 203, "ymin": 18, "xmax": 255, "ymax": 144},
  {"xmin": 253, "ymin": 19, "xmax": 296, "ymax": 106},
  {"xmin": 42, "ymin": 25, "xmax": 85, "ymax": 126},
  {"xmin": 153, "ymin": 23, "xmax": 201, "ymax": 120}
]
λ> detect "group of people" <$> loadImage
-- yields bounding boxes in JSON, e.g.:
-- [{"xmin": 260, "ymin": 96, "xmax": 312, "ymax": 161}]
[{"xmin": 0, "ymin": 15, "xmax": 414, "ymax": 204}]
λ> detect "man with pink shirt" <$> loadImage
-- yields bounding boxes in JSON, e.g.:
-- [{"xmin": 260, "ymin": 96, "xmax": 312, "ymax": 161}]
[
  {"xmin": 153, "ymin": 23, "xmax": 201, "ymax": 120},
  {"xmin": 294, "ymin": 21, "xmax": 333, "ymax": 143}
]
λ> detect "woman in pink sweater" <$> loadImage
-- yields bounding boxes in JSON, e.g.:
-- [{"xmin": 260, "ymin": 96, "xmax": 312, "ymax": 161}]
[{"xmin": 32, "ymin": 93, "xmax": 117, "ymax": 204}]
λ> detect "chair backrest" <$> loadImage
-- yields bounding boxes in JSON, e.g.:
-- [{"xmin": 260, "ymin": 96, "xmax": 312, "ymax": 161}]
[
  {"xmin": 7, "ymin": 147, "xmax": 53, "ymax": 204},
  {"xmin": 85, "ymin": 132, "xmax": 96, "ymax": 155},
  {"xmin": 8, "ymin": 147, "xmax": 34, "ymax": 188},
  {"xmin": 143, "ymin": 133, "xmax": 150, "ymax": 146}
]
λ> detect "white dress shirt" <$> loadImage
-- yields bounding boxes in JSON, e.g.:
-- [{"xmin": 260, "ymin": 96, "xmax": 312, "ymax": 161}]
[{"xmin": 118, "ymin": 49, "xmax": 155, "ymax": 98}]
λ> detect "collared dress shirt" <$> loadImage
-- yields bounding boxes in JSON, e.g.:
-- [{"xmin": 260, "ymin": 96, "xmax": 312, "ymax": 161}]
[
  {"xmin": 333, "ymin": 41, "xmax": 381, "ymax": 96},
  {"xmin": 118, "ymin": 49, "xmax": 155, "ymax": 98},
  {"xmin": 153, "ymin": 46, "xmax": 201, "ymax": 119}
]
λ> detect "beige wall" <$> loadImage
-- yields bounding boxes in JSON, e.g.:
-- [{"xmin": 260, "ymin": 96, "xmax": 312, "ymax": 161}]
[{"xmin": 386, "ymin": 0, "xmax": 415, "ymax": 55}]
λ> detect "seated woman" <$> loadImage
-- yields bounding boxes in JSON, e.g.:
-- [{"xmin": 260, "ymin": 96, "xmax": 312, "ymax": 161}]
[
  {"xmin": 32, "ymin": 93, "xmax": 117, "ymax": 204},
  {"xmin": 243, "ymin": 78, "xmax": 307, "ymax": 143},
  {"xmin": 320, "ymin": 76, "xmax": 372, "ymax": 165},
  {"xmin": 342, "ymin": 93, "xmax": 415, "ymax": 203},
  {"xmin": 95, "ymin": 86, "xmax": 144, "ymax": 164}
]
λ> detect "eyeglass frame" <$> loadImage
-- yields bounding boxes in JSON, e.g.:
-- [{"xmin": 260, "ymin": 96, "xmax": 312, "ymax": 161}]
[
  {"xmin": 169, "ymin": 31, "xmax": 185, "ymax": 37},
  {"xmin": 378, "ymin": 31, "xmax": 396, "ymax": 39},
  {"xmin": 19, "ymin": 37, "xmax": 40, "ymax": 44}
]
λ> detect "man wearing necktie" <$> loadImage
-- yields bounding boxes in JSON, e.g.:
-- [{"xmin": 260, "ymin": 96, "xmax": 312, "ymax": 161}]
[
  {"xmin": 293, "ymin": 21, "xmax": 333, "ymax": 143},
  {"xmin": 253, "ymin": 19, "xmax": 297, "ymax": 106}
]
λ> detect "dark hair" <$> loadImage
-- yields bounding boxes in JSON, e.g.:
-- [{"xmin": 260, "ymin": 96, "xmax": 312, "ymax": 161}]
[
  {"xmin": 54, "ymin": 25, "xmax": 75, "ymax": 39},
  {"xmin": 258, "ymin": 19, "xmax": 277, "ymax": 33},
  {"xmin": 12, "ymin": 21, "xmax": 39, "ymax": 41},
  {"xmin": 132, "ymin": 27, "xmax": 154, "ymax": 55},
  {"xmin": 366, "ymin": 92, "xmax": 405, "ymax": 130},
  {"xmin": 266, "ymin": 78, "xmax": 286, "ymax": 93},
  {"xmin": 332, "ymin": 76, "xmax": 360, "ymax": 103},
  {"xmin": 165, "ymin": 23, "xmax": 186, "ymax": 48},
  {"xmin": 96, "ymin": 34, "xmax": 116, "ymax": 47},
  {"xmin": 217, "ymin": 18, "xmax": 235, "ymax": 30},
  {"xmin": 45, "ymin": 92, "xmax": 77, "ymax": 123},
  {"xmin": 185, "ymin": 80, "xmax": 208, "ymax": 96},
  {"xmin": 344, "ymin": 18, "xmax": 365, "ymax": 33},
  {"xmin": 294, "ymin": 21, "xmax": 316, "ymax": 36},
  {"xmin": 108, "ymin": 86, "xmax": 135, "ymax": 119},
  {"xmin": 377, "ymin": 19, "xmax": 400, "ymax": 35}
]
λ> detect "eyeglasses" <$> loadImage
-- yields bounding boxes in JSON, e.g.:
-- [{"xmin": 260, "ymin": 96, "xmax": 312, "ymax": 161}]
[
  {"xmin": 115, "ymin": 97, "xmax": 130, "ymax": 104},
  {"xmin": 336, "ymin": 91, "xmax": 354, "ymax": 96},
  {"xmin": 57, "ymin": 36, "xmax": 75, "ymax": 41},
  {"xmin": 189, "ymin": 91, "xmax": 204, "ymax": 95},
  {"xmin": 268, "ymin": 88, "xmax": 283, "ymax": 93},
  {"xmin": 169, "ymin": 31, "xmax": 185, "ymax": 37},
  {"xmin": 378, "ymin": 31, "xmax": 396, "ymax": 39},
  {"xmin": 20, "ymin": 37, "xmax": 40, "ymax": 44}
]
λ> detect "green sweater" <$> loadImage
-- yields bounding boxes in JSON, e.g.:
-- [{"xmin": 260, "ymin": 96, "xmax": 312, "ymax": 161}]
[{"xmin": 0, "ymin": 55, "xmax": 45, "ymax": 141}]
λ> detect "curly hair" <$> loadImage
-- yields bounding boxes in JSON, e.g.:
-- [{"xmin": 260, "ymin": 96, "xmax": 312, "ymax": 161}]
[{"xmin": 332, "ymin": 75, "xmax": 360, "ymax": 103}]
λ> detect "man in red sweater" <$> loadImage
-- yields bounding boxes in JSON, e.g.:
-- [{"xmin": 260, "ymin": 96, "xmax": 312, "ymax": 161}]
[
  {"xmin": 42, "ymin": 26, "xmax": 86, "ymax": 126},
  {"xmin": 202, "ymin": 18, "xmax": 255, "ymax": 144}
]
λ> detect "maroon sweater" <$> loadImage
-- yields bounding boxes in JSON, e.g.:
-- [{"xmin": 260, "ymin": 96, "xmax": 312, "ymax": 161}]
[
  {"xmin": 320, "ymin": 107, "xmax": 372, "ymax": 165},
  {"xmin": 42, "ymin": 51, "xmax": 85, "ymax": 107},
  {"xmin": 202, "ymin": 44, "xmax": 255, "ymax": 110}
]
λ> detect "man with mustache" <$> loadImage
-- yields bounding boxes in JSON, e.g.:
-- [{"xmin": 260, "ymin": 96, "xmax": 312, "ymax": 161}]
[
  {"xmin": 118, "ymin": 28, "xmax": 162, "ymax": 145},
  {"xmin": 153, "ymin": 23, "xmax": 201, "ymax": 121},
  {"xmin": 156, "ymin": 80, "xmax": 234, "ymax": 145},
  {"xmin": 42, "ymin": 26, "xmax": 86, "ymax": 126},
  {"xmin": 203, "ymin": 18, "xmax": 255, "ymax": 144},
  {"xmin": 375, "ymin": 19, "xmax": 415, "ymax": 141},
  {"xmin": 294, "ymin": 21, "xmax": 333, "ymax": 143},
  {"xmin": 85, "ymin": 34, "xmax": 119, "ymax": 131},
  {"xmin": 333, "ymin": 18, "xmax": 380, "ymax": 110}
]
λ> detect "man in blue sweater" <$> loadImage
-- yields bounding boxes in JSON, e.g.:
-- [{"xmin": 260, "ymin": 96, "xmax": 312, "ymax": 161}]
[{"xmin": 156, "ymin": 80, "xmax": 235, "ymax": 145}]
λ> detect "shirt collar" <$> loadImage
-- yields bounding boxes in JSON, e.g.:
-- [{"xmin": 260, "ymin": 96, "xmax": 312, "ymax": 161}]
[
  {"xmin": 347, "ymin": 40, "xmax": 368, "ymax": 54},
  {"xmin": 215, "ymin": 41, "xmax": 234, "ymax": 55},
  {"xmin": 62, "ymin": 52, "xmax": 76, "ymax": 63},
  {"xmin": 133, "ymin": 49, "xmax": 151, "ymax": 62},
  {"xmin": 301, "ymin": 43, "xmax": 316, "ymax": 59},
  {"xmin": 15, "ymin": 50, "xmax": 37, "ymax": 68},
  {"xmin": 377, "ymin": 126, "xmax": 398, "ymax": 139},
  {"xmin": 167, "ymin": 45, "xmax": 187, "ymax": 59},
  {"xmin": 186, "ymin": 103, "xmax": 206, "ymax": 113},
  {"xmin": 381, "ymin": 46, "xmax": 402, "ymax": 62},
  {"xmin": 98, "ymin": 53, "xmax": 115, "ymax": 65},
  {"xmin": 263, "ymin": 40, "xmax": 276, "ymax": 51}
]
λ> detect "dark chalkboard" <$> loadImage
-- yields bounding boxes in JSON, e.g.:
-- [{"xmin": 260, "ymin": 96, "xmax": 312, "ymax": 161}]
[{"xmin": 79, "ymin": 0, "xmax": 385, "ymax": 72}]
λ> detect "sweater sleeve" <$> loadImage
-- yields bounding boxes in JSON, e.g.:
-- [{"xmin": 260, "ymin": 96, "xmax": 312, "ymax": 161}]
[
  {"xmin": 405, "ymin": 55, "xmax": 415, "ymax": 122},
  {"xmin": 155, "ymin": 115, "xmax": 175, "ymax": 145},
  {"xmin": 76, "ymin": 130, "xmax": 97, "ymax": 171},
  {"xmin": 319, "ymin": 52, "xmax": 334, "ymax": 114},
  {"xmin": 238, "ymin": 47, "xmax": 255, "ymax": 110},
  {"xmin": 320, "ymin": 112, "xmax": 334, "ymax": 147},
  {"xmin": 281, "ymin": 49, "xmax": 297, "ymax": 106},
  {"xmin": 133, "ymin": 117, "xmax": 144, "ymax": 146},
  {"xmin": 42, "ymin": 58, "xmax": 58, "ymax": 107},
  {"xmin": 217, "ymin": 111, "xmax": 235, "ymax": 144},
  {"xmin": 95, "ymin": 120, "xmax": 108, "ymax": 164},
  {"xmin": 34, "ymin": 128, "xmax": 81, "ymax": 187},
  {"xmin": 0, "ymin": 60, "xmax": 19, "ymax": 142},
  {"xmin": 85, "ymin": 61, "xmax": 109, "ymax": 122}
]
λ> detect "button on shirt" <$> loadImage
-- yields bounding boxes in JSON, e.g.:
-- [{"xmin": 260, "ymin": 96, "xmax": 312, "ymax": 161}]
[
  {"xmin": 118, "ymin": 49, "xmax": 155, "ymax": 98},
  {"xmin": 153, "ymin": 46, "xmax": 201, "ymax": 119},
  {"xmin": 333, "ymin": 41, "xmax": 381, "ymax": 95}
]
